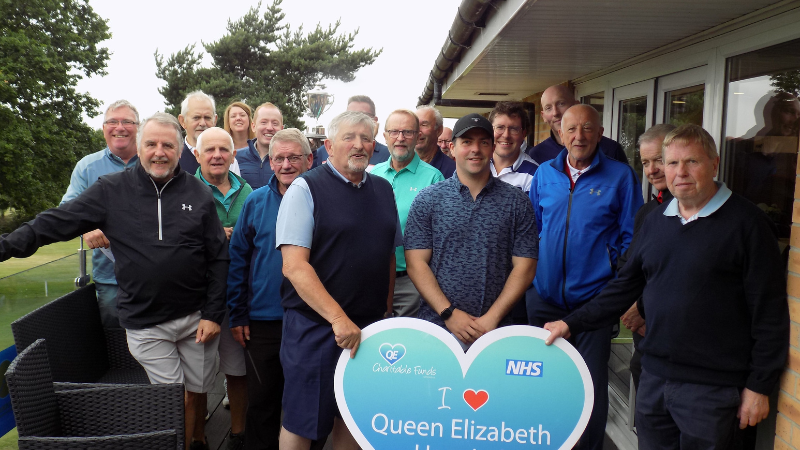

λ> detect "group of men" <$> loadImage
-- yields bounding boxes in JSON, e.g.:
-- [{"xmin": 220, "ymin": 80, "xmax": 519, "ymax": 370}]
[{"xmin": 0, "ymin": 82, "xmax": 789, "ymax": 450}]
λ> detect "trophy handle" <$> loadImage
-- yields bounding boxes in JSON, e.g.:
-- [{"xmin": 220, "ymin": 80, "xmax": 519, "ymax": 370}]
[{"xmin": 321, "ymin": 94, "xmax": 335, "ymax": 116}]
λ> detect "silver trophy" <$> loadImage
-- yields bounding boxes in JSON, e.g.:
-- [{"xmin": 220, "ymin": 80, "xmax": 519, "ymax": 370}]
[{"xmin": 304, "ymin": 85, "xmax": 334, "ymax": 123}]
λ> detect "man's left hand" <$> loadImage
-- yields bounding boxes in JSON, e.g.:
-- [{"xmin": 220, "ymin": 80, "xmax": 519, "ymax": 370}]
[
  {"xmin": 738, "ymin": 388, "xmax": 769, "ymax": 429},
  {"xmin": 621, "ymin": 302, "xmax": 645, "ymax": 333},
  {"xmin": 196, "ymin": 319, "xmax": 221, "ymax": 343},
  {"xmin": 223, "ymin": 227, "xmax": 234, "ymax": 241},
  {"xmin": 473, "ymin": 315, "xmax": 500, "ymax": 335}
]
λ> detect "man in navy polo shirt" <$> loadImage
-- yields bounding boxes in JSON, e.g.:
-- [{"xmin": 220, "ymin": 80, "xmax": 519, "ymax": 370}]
[
  {"xmin": 405, "ymin": 113, "xmax": 538, "ymax": 348},
  {"xmin": 235, "ymin": 102, "xmax": 283, "ymax": 189},
  {"xmin": 528, "ymin": 84, "xmax": 627, "ymax": 166},
  {"xmin": 276, "ymin": 111, "xmax": 401, "ymax": 450},
  {"xmin": 415, "ymin": 106, "xmax": 456, "ymax": 178},
  {"xmin": 312, "ymin": 95, "xmax": 390, "ymax": 169}
]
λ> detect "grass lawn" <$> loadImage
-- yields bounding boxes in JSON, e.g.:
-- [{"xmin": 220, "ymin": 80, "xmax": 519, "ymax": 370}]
[{"xmin": 0, "ymin": 238, "xmax": 85, "ymax": 279}]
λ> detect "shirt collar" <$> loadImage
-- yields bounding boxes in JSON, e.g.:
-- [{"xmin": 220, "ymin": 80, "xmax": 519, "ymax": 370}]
[
  {"xmin": 184, "ymin": 138, "xmax": 194, "ymax": 151},
  {"xmin": 105, "ymin": 147, "xmax": 138, "ymax": 165},
  {"xmin": 327, "ymin": 160, "xmax": 367, "ymax": 188},
  {"xmin": 389, "ymin": 153, "xmax": 421, "ymax": 174},
  {"xmin": 490, "ymin": 151, "xmax": 529, "ymax": 176},
  {"xmin": 663, "ymin": 181, "xmax": 732, "ymax": 224},
  {"xmin": 452, "ymin": 171, "xmax": 497, "ymax": 194}
]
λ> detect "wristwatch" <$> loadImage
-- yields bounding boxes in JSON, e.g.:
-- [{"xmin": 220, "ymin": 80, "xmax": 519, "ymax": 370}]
[{"xmin": 439, "ymin": 305, "xmax": 456, "ymax": 321}]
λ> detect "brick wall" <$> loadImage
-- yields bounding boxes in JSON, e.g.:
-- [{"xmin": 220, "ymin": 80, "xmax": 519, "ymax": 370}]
[{"xmin": 776, "ymin": 157, "xmax": 800, "ymax": 449}]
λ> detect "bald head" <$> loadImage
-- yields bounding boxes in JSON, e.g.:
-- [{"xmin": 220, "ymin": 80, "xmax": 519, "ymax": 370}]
[
  {"xmin": 195, "ymin": 127, "xmax": 236, "ymax": 183},
  {"xmin": 560, "ymin": 104, "xmax": 604, "ymax": 170},
  {"xmin": 540, "ymin": 85, "xmax": 579, "ymax": 143}
]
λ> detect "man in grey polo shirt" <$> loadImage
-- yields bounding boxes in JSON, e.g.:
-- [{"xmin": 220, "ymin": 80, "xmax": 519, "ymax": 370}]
[{"xmin": 405, "ymin": 113, "xmax": 538, "ymax": 347}]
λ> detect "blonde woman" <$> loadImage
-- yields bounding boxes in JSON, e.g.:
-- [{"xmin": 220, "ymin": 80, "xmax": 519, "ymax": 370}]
[{"xmin": 224, "ymin": 101, "xmax": 256, "ymax": 150}]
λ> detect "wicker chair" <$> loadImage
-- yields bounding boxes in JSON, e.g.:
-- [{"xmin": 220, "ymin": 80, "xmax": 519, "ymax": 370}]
[
  {"xmin": 7, "ymin": 339, "xmax": 184, "ymax": 450},
  {"xmin": 11, "ymin": 284, "xmax": 149, "ymax": 384}
]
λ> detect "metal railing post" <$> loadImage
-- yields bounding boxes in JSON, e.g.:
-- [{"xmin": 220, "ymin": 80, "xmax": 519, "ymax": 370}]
[{"xmin": 75, "ymin": 236, "xmax": 91, "ymax": 287}]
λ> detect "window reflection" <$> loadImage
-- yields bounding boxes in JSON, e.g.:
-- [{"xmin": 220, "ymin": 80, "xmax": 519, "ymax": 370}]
[
  {"xmin": 722, "ymin": 39, "xmax": 800, "ymax": 256},
  {"xmin": 666, "ymin": 85, "xmax": 704, "ymax": 126},
  {"xmin": 619, "ymin": 97, "xmax": 647, "ymax": 176}
]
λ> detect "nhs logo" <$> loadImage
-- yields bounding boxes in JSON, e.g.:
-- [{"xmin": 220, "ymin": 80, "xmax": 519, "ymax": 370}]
[{"xmin": 506, "ymin": 359, "xmax": 543, "ymax": 377}]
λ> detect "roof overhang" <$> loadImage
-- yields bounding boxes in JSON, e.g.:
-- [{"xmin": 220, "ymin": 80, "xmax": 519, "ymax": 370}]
[{"xmin": 421, "ymin": 0, "xmax": 796, "ymax": 118}]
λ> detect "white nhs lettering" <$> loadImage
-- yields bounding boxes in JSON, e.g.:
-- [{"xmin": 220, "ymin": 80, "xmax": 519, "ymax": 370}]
[{"xmin": 506, "ymin": 359, "xmax": 543, "ymax": 377}]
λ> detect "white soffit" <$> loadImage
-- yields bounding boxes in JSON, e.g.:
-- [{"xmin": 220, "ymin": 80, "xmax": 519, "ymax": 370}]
[{"xmin": 440, "ymin": 0, "xmax": 787, "ymax": 104}]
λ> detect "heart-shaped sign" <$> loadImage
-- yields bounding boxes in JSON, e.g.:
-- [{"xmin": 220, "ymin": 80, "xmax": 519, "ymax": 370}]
[
  {"xmin": 335, "ymin": 318, "xmax": 593, "ymax": 450},
  {"xmin": 378, "ymin": 343, "xmax": 406, "ymax": 365}
]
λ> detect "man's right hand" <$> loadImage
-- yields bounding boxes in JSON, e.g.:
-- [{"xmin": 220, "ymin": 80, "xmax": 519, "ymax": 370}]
[
  {"xmin": 332, "ymin": 316, "xmax": 362, "ymax": 358},
  {"xmin": 445, "ymin": 309, "xmax": 486, "ymax": 345},
  {"xmin": 544, "ymin": 320, "xmax": 571, "ymax": 345},
  {"xmin": 231, "ymin": 325, "xmax": 250, "ymax": 348},
  {"xmin": 83, "ymin": 229, "xmax": 110, "ymax": 249}
]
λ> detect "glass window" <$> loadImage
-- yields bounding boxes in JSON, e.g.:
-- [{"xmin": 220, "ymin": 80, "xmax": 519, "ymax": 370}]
[
  {"xmin": 582, "ymin": 92, "xmax": 605, "ymax": 124},
  {"xmin": 618, "ymin": 97, "xmax": 648, "ymax": 177},
  {"xmin": 722, "ymin": 38, "xmax": 800, "ymax": 256},
  {"xmin": 665, "ymin": 85, "xmax": 704, "ymax": 126}
]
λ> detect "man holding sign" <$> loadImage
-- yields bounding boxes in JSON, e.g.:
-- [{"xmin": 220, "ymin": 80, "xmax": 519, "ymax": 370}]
[
  {"xmin": 405, "ymin": 113, "xmax": 538, "ymax": 347},
  {"xmin": 276, "ymin": 111, "xmax": 402, "ymax": 450}
]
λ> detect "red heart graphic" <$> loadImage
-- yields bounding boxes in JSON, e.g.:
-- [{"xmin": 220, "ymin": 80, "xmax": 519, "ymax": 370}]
[{"xmin": 463, "ymin": 389, "xmax": 489, "ymax": 411}]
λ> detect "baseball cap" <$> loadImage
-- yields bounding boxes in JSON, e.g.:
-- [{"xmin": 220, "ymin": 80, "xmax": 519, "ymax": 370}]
[{"xmin": 452, "ymin": 113, "xmax": 494, "ymax": 142}]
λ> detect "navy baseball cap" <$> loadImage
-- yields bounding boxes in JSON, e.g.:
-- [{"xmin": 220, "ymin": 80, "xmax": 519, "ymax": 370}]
[{"xmin": 452, "ymin": 113, "xmax": 494, "ymax": 142}]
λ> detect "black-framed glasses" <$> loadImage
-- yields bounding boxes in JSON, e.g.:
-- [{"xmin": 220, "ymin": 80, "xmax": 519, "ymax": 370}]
[
  {"xmin": 104, "ymin": 119, "xmax": 138, "ymax": 127},
  {"xmin": 437, "ymin": 139, "xmax": 451, "ymax": 145},
  {"xmin": 271, "ymin": 155, "xmax": 305, "ymax": 164},
  {"xmin": 493, "ymin": 125, "xmax": 523, "ymax": 136},
  {"xmin": 386, "ymin": 129, "xmax": 417, "ymax": 138}
]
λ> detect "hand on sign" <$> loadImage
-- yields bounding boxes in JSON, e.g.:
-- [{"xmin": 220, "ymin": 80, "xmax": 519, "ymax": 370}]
[
  {"xmin": 543, "ymin": 320, "xmax": 571, "ymax": 345},
  {"xmin": 83, "ymin": 229, "xmax": 110, "ymax": 249},
  {"xmin": 445, "ymin": 309, "xmax": 486, "ymax": 345},
  {"xmin": 332, "ymin": 316, "xmax": 362, "ymax": 358}
]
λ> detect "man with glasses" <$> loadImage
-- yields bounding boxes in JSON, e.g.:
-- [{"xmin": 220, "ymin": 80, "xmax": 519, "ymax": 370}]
[
  {"xmin": 415, "ymin": 106, "xmax": 455, "ymax": 178},
  {"xmin": 227, "ymin": 128, "xmax": 313, "ymax": 449},
  {"xmin": 529, "ymin": 84, "xmax": 627, "ymax": 166},
  {"xmin": 372, "ymin": 110, "xmax": 444, "ymax": 318},
  {"xmin": 313, "ymin": 95, "xmax": 390, "ymax": 169},
  {"xmin": 438, "ymin": 126, "xmax": 454, "ymax": 159},
  {"xmin": 489, "ymin": 101, "xmax": 539, "ymax": 193},
  {"xmin": 61, "ymin": 99, "xmax": 140, "ymax": 328}
]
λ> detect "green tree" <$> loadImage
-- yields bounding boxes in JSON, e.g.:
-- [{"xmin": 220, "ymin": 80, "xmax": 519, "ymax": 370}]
[
  {"xmin": 771, "ymin": 70, "xmax": 800, "ymax": 97},
  {"xmin": 0, "ymin": 0, "xmax": 110, "ymax": 216},
  {"xmin": 155, "ymin": 0, "xmax": 381, "ymax": 130}
]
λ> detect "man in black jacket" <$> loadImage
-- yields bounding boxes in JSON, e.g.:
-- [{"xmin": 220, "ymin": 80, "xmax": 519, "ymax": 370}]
[
  {"xmin": 544, "ymin": 124, "xmax": 789, "ymax": 449},
  {"xmin": 0, "ymin": 112, "xmax": 228, "ymax": 450}
]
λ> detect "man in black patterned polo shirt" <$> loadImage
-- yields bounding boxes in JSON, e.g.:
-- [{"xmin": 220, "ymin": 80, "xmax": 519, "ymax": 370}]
[{"xmin": 404, "ymin": 113, "xmax": 538, "ymax": 348}]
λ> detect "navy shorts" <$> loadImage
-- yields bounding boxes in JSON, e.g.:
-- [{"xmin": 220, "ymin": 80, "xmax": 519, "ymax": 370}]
[{"xmin": 280, "ymin": 309, "xmax": 379, "ymax": 440}]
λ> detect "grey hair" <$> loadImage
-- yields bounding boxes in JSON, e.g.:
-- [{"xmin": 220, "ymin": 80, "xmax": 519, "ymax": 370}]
[
  {"xmin": 347, "ymin": 95, "xmax": 376, "ymax": 116},
  {"xmin": 416, "ymin": 105, "xmax": 443, "ymax": 131},
  {"xmin": 196, "ymin": 127, "xmax": 234, "ymax": 154},
  {"xmin": 384, "ymin": 109, "xmax": 419, "ymax": 131},
  {"xmin": 105, "ymin": 99, "xmax": 140, "ymax": 123},
  {"xmin": 181, "ymin": 90, "xmax": 216, "ymax": 116},
  {"xmin": 328, "ymin": 111, "xmax": 375, "ymax": 144},
  {"xmin": 662, "ymin": 124, "xmax": 719, "ymax": 159},
  {"xmin": 137, "ymin": 112, "xmax": 183, "ymax": 149},
  {"xmin": 639, "ymin": 124, "xmax": 677, "ymax": 146},
  {"xmin": 269, "ymin": 128, "xmax": 311, "ymax": 157}
]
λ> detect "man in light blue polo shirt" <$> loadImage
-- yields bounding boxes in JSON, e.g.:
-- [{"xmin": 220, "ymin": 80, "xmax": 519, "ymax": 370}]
[
  {"xmin": 61, "ymin": 99, "xmax": 140, "ymax": 328},
  {"xmin": 372, "ymin": 109, "xmax": 444, "ymax": 317}
]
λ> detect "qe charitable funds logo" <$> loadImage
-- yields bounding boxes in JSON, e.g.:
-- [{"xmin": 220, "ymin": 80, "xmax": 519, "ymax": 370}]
[{"xmin": 368, "ymin": 343, "xmax": 551, "ymax": 449}]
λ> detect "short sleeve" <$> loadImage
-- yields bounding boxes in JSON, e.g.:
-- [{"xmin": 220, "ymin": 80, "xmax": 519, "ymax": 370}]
[
  {"xmin": 275, "ymin": 178, "xmax": 315, "ymax": 249},
  {"xmin": 403, "ymin": 191, "xmax": 433, "ymax": 250}
]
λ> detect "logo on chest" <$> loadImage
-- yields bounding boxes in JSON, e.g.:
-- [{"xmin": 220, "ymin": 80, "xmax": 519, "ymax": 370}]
[
  {"xmin": 588, "ymin": 188, "xmax": 602, "ymax": 196},
  {"xmin": 182, "ymin": 204, "xmax": 192, "ymax": 211}
]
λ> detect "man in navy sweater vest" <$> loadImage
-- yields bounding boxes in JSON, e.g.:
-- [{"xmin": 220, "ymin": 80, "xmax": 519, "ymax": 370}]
[
  {"xmin": 545, "ymin": 124, "xmax": 789, "ymax": 449},
  {"xmin": 276, "ymin": 111, "xmax": 401, "ymax": 450}
]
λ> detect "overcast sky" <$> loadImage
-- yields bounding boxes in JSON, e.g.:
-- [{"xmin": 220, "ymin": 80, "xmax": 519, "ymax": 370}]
[{"xmin": 77, "ymin": 0, "xmax": 461, "ymax": 143}]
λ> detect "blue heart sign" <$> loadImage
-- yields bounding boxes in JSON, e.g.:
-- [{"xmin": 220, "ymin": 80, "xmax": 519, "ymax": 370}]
[{"xmin": 335, "ymin": 318, "xmax": 593, "ymax": 450}]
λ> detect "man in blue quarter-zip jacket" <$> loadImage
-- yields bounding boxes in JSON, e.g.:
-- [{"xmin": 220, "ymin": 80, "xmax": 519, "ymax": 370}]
[
  {"xmin": 0, "ymin": 113, "xmax": 228, "ymax": 450},
  {"xmin": 227, "ymin": 128, "xmax": 313, "ymax": 450},
  {"xmin": 527, "ymin": 104, "xmax": 642, "ymax": 450}
]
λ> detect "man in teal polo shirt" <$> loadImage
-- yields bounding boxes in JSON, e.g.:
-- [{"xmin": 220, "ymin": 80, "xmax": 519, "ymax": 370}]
[
  {"xmin": 194, "ymin": 127, "xmax": 252, "ymax": 450},
  {"xmin": 372, "ymin": 109, "xmax": 444, "ymax": 317}
]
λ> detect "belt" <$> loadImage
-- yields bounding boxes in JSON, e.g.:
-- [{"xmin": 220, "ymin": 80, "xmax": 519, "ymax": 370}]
[{"xmin": 396, "ymin": 270, "xmax": 408, "ymax": 278}]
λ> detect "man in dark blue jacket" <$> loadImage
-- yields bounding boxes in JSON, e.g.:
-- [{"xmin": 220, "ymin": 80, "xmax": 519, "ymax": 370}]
[
  {"xmin": 227, "ymin": 128, "xmax": 313, "ymax": 449},
  {"xmin": 528, "ymin": 84, "xmax": 627, "ymax": 166},
  {"xmin": 528, "ymin": 104, "xmax": 642, "ymax": 450}
]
